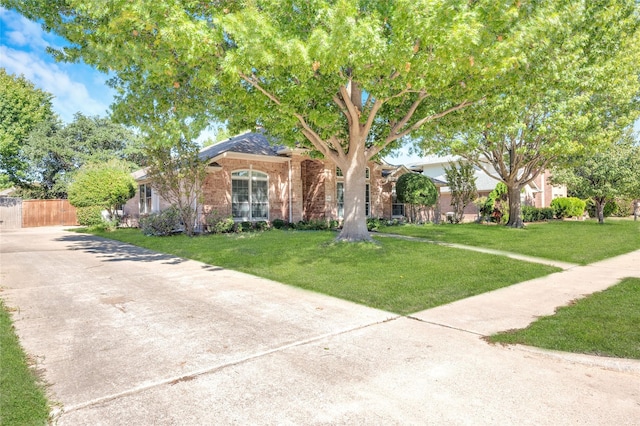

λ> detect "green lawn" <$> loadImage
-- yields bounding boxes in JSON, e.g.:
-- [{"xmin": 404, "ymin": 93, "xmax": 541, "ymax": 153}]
[
  {"xmin": 489, "ymin": 277, "xmax": 640, "ymax": 360},
  {"xmin": 88, "ymin": 229, "xmax": 559, "ymax": 315},
  {"xmin": 377, "ymin": 219, "xmax": 640, "ymax": 265},
  {"xmin": 0, "ymin": 300, "xmax": 50, "ymax": 425}
]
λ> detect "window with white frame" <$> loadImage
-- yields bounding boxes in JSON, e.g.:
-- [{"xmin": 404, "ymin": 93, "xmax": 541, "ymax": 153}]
[
  {"xmin": 391, "ymin": 183, "xmax": 405, "ymax": 217},
  {"xmin": 232, "ymin": 170, "xmax": 268, "ymax": 221},
  {"xmin": 139, "ymin": 183, "xmax": 152, "ymax": 214},
  {"xmin": 336, "ymin": 167, "xmax": 370, "ymax": 218}
]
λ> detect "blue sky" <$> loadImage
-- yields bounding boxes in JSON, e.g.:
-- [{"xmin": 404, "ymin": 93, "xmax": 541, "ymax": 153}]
[{"xmin": 0, "ymin": 7, "xmax": 116, "ymax": 123}]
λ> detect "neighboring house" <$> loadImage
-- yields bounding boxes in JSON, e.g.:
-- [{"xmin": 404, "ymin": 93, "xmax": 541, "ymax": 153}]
[
  {"xmin": 124, "ymin": 131, "xmax": 439, "ymax": 226},
  {"xmin": 408, "ymin": 155, "xmax": 567, "ymax": 222}
]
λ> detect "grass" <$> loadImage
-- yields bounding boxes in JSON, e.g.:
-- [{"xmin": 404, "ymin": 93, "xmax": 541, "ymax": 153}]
[
  {"xmin": 377, "ymin": 219, "xmax": 640, "ymax": 265},
  {"xmin": 0, "ymin": 300, "xmax": 50, "ymax": 425},
  {"xmin": 88, "ymin": 229, "xmax": 559, "ymax": 315},
  {"xmin": 489, "ymin": 278, "xmax": 640, "ymax": 360}
]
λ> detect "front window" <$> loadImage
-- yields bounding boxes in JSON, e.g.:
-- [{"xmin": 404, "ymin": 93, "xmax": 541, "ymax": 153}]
[
  {"xmin": 391, "ymin": 183, "xmax": 405, "ymax": 217},
  {"xmin": 232, "ymin": 170, "xmax": 268, "ymax": 221},
  {"xmin": 139, "ymin": 184, "xmax": 152, "ymax": 214}
]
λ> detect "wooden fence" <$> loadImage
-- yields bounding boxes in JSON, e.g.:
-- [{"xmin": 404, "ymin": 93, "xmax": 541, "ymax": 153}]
[
  {"xmin": 0, "ymin": 198, "xmax": 79, "ymax": 229},
  {"xmin": 0, "ymin": 197, "xmax": 22, "ymax": 229},
  {"xmin": 22, "ymin": 199, "xmax": 78, "ymax": 227}
]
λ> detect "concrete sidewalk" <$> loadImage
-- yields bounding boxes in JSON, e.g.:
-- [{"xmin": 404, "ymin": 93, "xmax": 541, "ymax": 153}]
[
  {"xmin": 1, "ymin": 227, "xmax": 639, "ymax": 425},
  {"xmin": 412, "ymin": 249, "xmax": 640, "ymax": 336}
]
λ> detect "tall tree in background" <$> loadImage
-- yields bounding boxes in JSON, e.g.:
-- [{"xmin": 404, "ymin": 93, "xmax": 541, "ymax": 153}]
[
  {"xmin": 551, "ymin": 131, "xmax": 640, "ymax": 224},
  {"xmin": 420, "ymin": 2, "xmax": 640, "ymax": 228},
  {"xmin": 444, "ymin": 160, "xmax": 477, "ymax": 223},
  {"xmin": 4, "ymin": 0, "xmax": 591, "ymax": 241},
  {"xmin": 0, "ymin": 68, "xmax": 54, "ymax": 188},
  {"xmin": 21, "ymin": 113, "xmax": 143, "ymax": 198}
]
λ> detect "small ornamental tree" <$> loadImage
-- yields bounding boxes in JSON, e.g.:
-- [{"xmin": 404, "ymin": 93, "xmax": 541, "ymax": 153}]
[
  {"xmin": 396, "ymin": 173, "xmax": 437, "ymax": 223},
  {"xmin": 444, "ymin": 160, "xmax": 477, "ymax": 223},
  {"xmin": 142, "ymin": 126, "xmax": 206, "ymax": 237},
  {"xmin": 67, "ymin": 160, "xmax": 136, "ymax": 220}
]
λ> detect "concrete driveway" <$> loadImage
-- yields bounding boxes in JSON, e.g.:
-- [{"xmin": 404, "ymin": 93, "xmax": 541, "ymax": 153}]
[{"xmin": 1, "ymin": 227, "xmax": 639, "ymax": 425}]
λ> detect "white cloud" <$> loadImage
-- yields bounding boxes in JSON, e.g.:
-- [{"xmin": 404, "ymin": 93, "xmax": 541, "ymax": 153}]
[
  {"xmin": 0, "ymin": 7, "xmax": 56, "ymax": 50},
  {"xmin": 1, "ymin": 46, "xmax": 111, "ymax": 122}
]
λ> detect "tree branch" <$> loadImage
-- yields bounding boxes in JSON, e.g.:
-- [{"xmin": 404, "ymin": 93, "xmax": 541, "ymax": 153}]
[
  {"xmin": 386, "ymin": 99, "xmax": 474, "ymax": 143},
  {"xmin": 238, "ymin": 71, "xmax": 282, "ymax": 106},
  {"xmin": 339, "ymin": 83, "xmax": 361, "ymax": 132},
  {"xmin": 293, "ymin": 113, "xmax": 341, "ymax": 161},
  {"xmin": 391, "ymin": 90, "xmax": 427, "ymax": 132},
  {"xmin": 332, "ymin": 94, "xmax": 352, "ymax": 128}
]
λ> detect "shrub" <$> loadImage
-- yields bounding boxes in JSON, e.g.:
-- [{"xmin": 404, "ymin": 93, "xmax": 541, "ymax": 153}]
[
  {"xmin": 540, "ymin": 207, "xmax": 554, "ymax": 220},
  {"xmin": 294, "ymin": 219, "xmax": 330, "ymax": 230},
  {"xmin": 522, "ymin": 206, "xmax": 555, "ymax": 222},
  {"xmin": 233, "ymin": 221, "xmax": 254, "ymax": 233},
  {"xmin": 328, "ymin": 219, "xmax": 340, "ymax": 230},
  {"xmin": 254, "ymin": 221, "xmax": 271, "ymax": 231},
  {"xmin": 139, "ymin": 207, "xmax": 182, "ymax": 236},
  {"xmin": 611, "ymin": 199, "xmax": 633, "ymax": 217},
  {"xmin": 271, "ymin": 218, "xmax": 288, "ymax": 229},
  {"xmin": 551, "ymin": 197, "xmax": 586, "ymax": 219},
  {"xmin": 205, "ymin": 213, "xmax": 235, "ymax": 234},
  {"xmin": 76, "ymin": 205, "xmax": 105, "ymax": 227},
  {"xmin": 367, "ymin": 217, "xmax": 385, "ymax": 231}
]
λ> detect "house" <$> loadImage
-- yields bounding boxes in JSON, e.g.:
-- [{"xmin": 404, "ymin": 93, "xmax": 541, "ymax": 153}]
[
  {"xmin": 124, "ymin": 131, "xmax": 436, "ymax": 226},
  {"xmin": 408, "ymin": 155, "xmax": 567, "ymax": 222}
]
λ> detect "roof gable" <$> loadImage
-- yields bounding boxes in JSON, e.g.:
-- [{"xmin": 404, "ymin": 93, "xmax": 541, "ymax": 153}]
[{"xmin": 199, "ymin": 132, "xmax": 285, "ymax": 161}]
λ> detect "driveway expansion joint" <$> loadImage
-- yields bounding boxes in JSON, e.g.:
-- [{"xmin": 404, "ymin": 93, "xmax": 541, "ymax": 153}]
[
  {"xmin": 406, "ymin": 315, "xmax": 485, "ymax": 337},
  {"xmin": 58, "ymin": 314, "xmax": 401, "ymax": 416}
]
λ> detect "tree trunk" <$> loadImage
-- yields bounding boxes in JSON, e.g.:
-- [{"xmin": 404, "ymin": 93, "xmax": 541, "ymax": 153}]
[
  {"xmin": 634, "ymin": 199, "xmax": 638, "ymax": 221},
  {"xmin": 505, "ymin": 183, "xmax": 524, "ymax": 228},
  {"xmin": 595, "ymin": 198, "xmax": 605, "ymax": 224},
  {"xmin": 336, "ymin": 152, "xmax": 371, "ymax": 242}
]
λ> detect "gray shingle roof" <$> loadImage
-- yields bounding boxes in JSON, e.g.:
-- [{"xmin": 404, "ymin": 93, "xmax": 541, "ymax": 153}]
[{"xmin": 198, "ymin": 131, "xmax": 285, "ymax": 161}]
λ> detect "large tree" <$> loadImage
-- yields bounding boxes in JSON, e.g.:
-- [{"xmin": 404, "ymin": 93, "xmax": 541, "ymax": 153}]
[
  {"xmin": 551, "ymin": 132, "xmax": 640, "ymax": 224},
  {"xmin": 420, "ymin": 2, "xmax": 640, "ymax": 228},
  {"xmin": 21, "ymin": 113, "xmax": 143, "ymax": 198},
  {"xmin": 7, "ymin": 0, "xmax": 632, "ymax": 239},
  {"xmin": 0, "ymin": 68, "xmax": 54, "ymax": 187}
]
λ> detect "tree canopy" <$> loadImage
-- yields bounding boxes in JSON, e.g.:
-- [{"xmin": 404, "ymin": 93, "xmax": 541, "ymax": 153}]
[
  {"xmin": 0, "ymin": 68, "xmax": 54, "ymax": 187},
  {"xmin": 19, "ymin": 113, "xmax": 143, "ymax": 199},
  {"xmin": 6, "ymin": 0, "xmax": 639, "ymax": 238},
  {"xmin": 551, "ymin": 132, "xmax": 640, "ymax": 224},
  {"xmin": 67, "ymin": 159, "xmax": 136, "ymax": 218},
  {"xmin": 419, "ymin": 1, "xmax": 640, "ymax": 228}
]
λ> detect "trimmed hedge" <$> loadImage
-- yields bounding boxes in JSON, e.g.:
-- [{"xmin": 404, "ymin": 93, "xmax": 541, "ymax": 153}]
[
  {"xmin": 76, "ymin": 205, "xmax": 104, "ymax": 227},
  {"xmin": 522, "ymin": 206, "xmax": 554, "ymax": 222},
  {"xmin": 551, "ymin": 197, "xmax": 586, "ymax": 219}
]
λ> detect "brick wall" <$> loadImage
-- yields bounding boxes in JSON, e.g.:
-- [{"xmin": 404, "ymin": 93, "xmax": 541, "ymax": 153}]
[
  {"xmin": 128, "ymin": 154, "xmax": 407, "ymax": 225},
  {"xmin": 202, "ymin": 158, "xmax": 291, "ymax": 222}
]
